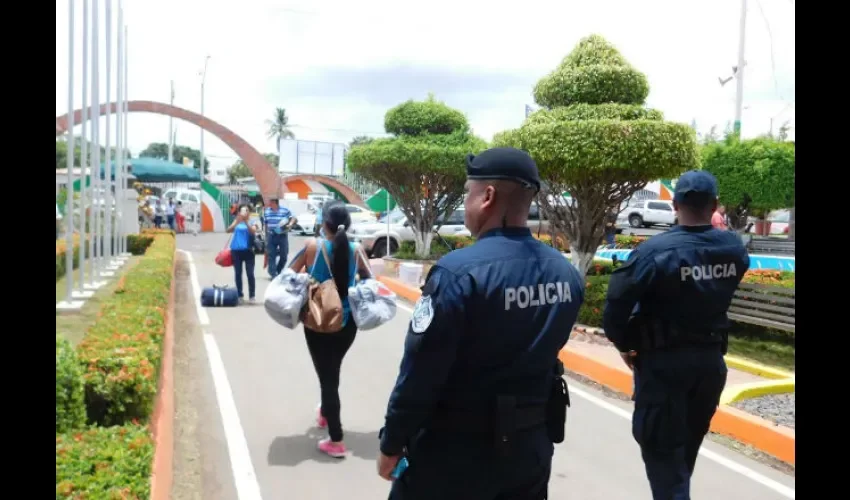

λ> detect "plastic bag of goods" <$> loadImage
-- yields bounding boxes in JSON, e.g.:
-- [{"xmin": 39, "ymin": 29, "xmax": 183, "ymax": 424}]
[
  {"xmin": 348, "ymin": 279, "xmax": 398, "ymax": 330},
  {"xmin": 264, "ymin": 269, "xmax": 310, "ymax": 329}
]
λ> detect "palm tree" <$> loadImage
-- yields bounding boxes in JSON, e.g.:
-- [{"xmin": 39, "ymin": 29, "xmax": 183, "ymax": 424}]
[{"xmin": 266, "ymin": 107, "xmax": 295, "ymax": 152}]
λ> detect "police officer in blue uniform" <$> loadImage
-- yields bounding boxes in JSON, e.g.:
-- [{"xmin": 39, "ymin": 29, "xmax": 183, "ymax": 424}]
[
  {"xmin": 603, "ymin": 171, "xmax": 750, "ymax": 500},
  {"xmin": 376, "ymin": 147, "xmax": 585, "ymax": 499}
]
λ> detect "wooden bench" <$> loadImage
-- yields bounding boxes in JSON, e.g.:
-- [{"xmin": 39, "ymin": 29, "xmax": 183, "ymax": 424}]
[
  {"xmin": 748, "ymin": 238, "xmax": 795, "ymax": 256},
  {"xmin": 727, "ymin": 283, "xmax": 795, "ymax": 333}
]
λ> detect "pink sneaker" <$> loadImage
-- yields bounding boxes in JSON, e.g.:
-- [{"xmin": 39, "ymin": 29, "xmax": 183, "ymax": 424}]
[
  {"xmin": 318, "ymin": 438, "xmax": 347, "ymax": 458},
  {"xmin": 316, "ymin": 405, "xmax": 327, "ymax": 429}
]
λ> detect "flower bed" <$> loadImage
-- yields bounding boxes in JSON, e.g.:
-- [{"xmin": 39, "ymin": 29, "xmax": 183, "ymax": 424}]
[
  {"xmin": 56, "ymin": 424, "xmax": 154, "ymax": 499},
  {"xmin": 56, "ymin": 231, "xmax": 175, "ymax": 498}
]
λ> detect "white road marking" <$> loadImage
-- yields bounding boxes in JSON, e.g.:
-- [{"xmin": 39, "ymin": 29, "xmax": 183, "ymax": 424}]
[
  {"xmin": 203, "ymin": 332, "xmax": 265, "ymax": 500},
  {"xmin": 181, "ymin": 249, "xmax": 263, "ymax": 500},
  {"xmin": 567, "ymin": 386, "xmax": 795, "ymax": 499},
  {"xmin": 178, "ymin": 249, "xmax": 209, "ymax": 326}
]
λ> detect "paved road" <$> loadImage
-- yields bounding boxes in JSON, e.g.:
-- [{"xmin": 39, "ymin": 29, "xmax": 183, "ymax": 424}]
[{"xmin": 174, "ymin": 233, "xmax": 795, "ymax": 500}]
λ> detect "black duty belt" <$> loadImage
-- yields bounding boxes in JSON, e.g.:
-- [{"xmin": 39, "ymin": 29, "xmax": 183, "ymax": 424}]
[{"xmin": 429, "ymin": 405, "xmax": 547, "ymax": 433}]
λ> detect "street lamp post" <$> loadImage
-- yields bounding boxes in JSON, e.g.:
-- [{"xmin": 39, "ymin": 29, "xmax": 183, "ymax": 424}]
[
  {"xmin": 200, "ymin": 55, "xmax": 210, "ymax": 175},
  {"xmin": 733, "ymin": 0, "xmax": 748, "ymax": 137}
]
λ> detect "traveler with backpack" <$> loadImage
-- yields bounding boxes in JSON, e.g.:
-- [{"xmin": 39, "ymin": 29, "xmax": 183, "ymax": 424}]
[{"xmin": 287, "ymin": 200, "xmax": 372, "ymax": 458}]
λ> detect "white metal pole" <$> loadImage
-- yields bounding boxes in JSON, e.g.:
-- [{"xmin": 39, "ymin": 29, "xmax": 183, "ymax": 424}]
[
  {"xmin": 78, "ymin": 0, "xmax": 90, "ymax": 292},
  {"xmin": 200, "ymin": 56, "xmax": 209, "ymax": 176},
  {"xmin": 64, "ymin": 0, "xmax": 76, "ymax": 301},
  {"xmin": 168, "ymin": 80, "xmax": 174, "ymax": 162},
  {"xmin": 115, "ymin": 2, "xmax": 124, "ymax": 259},
  {"xmin": 91, "ymin": 0, "xmax": 102, "ymax": 280},
  {"xmin": 733, "ymin": 0, "xmax": 747, "ymax": 137},
  {"xmin": 104, "ymin": 0, "xmax": 114, "ymax": 263},
  {"xmin": 124, "ymin": 25, "xmax": 130, "ymax": 254}
]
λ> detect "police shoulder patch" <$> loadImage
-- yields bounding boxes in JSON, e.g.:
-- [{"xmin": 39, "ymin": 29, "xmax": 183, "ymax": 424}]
[{"xmin": 410, "ymin": 295, "xmax": 434, "ymax": 334}]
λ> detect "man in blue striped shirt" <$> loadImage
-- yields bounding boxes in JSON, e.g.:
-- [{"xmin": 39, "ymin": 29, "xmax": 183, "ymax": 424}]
[{"xmin": 264, "ymin": 199, "xmax": 297, "ymax": 279}]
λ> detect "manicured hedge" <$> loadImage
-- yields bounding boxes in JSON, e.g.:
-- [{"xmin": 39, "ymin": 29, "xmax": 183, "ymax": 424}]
[
  {"xmin": 56, "ymin": 334, "xmax": 86, "ymax": 433},
  {"xmin": 56, "ymin": 231, "xmax": 175, "ymax": 498},
  {"xmin": 55, "ymin": 234, "xmax": 155, "ymax": 282},
  {"xmin": 576, "ymin": 270, "xmax": 796, "ymax": 339},
  {"xmin": 56, "ymin": 424, "xmax": 154, "ymax": 499},
  {"xmin": 76, "ymin": 232, "xmax": 175, "ymax": 426}
]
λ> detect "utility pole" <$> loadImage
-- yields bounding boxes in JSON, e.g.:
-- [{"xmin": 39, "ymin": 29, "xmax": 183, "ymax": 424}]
[
  {"xmin": 168, "ymin": 80, "xmax": 174, "ymax": 162},
  {"xmin": 733, "ymin": 0, "xmax": 748, "ymax": 137}
]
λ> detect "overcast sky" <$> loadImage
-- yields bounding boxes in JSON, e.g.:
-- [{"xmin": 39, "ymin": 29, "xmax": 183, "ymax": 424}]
[{"xmin": 56, "ymin": 0, "xmax": 795, "ymax": 172}]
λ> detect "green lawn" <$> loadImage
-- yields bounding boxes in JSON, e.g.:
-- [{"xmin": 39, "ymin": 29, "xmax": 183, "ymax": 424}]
[
  {"xmin": 56, "ymin": 257, "xmax": 139, "ymax": 347},
  {"xmin": 727, "ymin": 335, "xmax": 795, "ymax": 372}
]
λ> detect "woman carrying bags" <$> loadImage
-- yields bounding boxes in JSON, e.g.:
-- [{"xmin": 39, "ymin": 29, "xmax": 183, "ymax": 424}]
[
  {"xmin": 226, "ymin": 204, "xmax": 257, "ymax": 304},
  {"xmin": 288, "ymin": 200, "xmax": 372, "ymax": 458}
]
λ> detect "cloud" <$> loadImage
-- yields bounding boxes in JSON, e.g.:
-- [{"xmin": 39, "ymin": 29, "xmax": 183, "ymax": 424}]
[{"xmin": 56, "ymin": 0, "xmax": 795, "ymax": 164}]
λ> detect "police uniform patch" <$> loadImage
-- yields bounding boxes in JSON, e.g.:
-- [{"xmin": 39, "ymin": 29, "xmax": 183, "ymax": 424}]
[{"xmin": 410, "ymin": 295, "xmax": 434, "ymax": 334}]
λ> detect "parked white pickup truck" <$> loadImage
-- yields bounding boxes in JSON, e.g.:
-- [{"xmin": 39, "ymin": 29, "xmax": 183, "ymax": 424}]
[{"xmin": 618, "ymin": 199, "xmax": 678, "ymax": 228}]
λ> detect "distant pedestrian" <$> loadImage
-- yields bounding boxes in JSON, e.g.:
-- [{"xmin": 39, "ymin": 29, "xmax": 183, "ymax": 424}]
[
  {"xmin": 226, "ymin": 204, "xmax": 257, "ymax": 304},
  {"xmin": 711, "ymin": 204, "xmax": 728, "ymax": 231},
  {"xmin": 604, "ymin": 208, "xmax": 618, "ymax": 248}
]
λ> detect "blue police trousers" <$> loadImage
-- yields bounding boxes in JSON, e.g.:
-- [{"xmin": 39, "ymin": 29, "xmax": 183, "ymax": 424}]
[
  {"xmin": 631, "ymin": 347, "xmax": 727, "ymax": 500},
  {"xmin": 388, "ymin": 428, "xmax": 552, "ymax": 500}
]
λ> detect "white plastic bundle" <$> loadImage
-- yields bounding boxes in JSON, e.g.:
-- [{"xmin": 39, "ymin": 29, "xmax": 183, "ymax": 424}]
[
  {"xmin": 348, "ymin": 279, "xmax": 398, "ymax": 330},
  {"xmin": 264, "ymin": 268, "xmax": 311, "ymax": 329}
]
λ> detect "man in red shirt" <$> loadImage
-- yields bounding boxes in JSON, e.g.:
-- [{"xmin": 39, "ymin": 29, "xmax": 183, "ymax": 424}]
[{"xmin": 711, "ymin": 204, "xmax": 728, "ymax": 230}]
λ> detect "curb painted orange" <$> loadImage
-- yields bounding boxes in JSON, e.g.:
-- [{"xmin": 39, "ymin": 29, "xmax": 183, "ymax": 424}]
[
  {"xmin": 149, "ymin": 246, "xmax": 177, "ymax": 500},
  {"xmin": 378, "ymin": 275, "xmax": 422, "ymax": 304},
  {"xmin": 558, "ymin": 347, "xmax": 634, "ymax": 396},
  {"xmin": 380, "ymin": 273, "xmax": 796, "ymax": 466}
]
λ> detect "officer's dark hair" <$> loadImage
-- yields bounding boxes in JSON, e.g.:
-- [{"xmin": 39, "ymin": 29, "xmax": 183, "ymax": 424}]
[
  {"xmin": 678, "ymin": 192, "xmax": 716, "ymax": 215},
  {"xmin": 322, "ymin": 200, "xmax": 353, "ymax": 300}
]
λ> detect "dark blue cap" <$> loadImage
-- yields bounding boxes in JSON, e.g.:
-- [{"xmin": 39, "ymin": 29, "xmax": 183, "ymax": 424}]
[
  {"xmin": 466, "ymin": 147, "xmax": 541, "ymax": 192},
  {"xmin": 674, "ymin": 170, "xmax": 718, "ymax": 202}
]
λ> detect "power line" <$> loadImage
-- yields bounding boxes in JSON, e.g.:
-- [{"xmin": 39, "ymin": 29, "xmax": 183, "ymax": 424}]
[{"xmin": 755, "ymin": 0, "xmax": 782, "ymax": 101}]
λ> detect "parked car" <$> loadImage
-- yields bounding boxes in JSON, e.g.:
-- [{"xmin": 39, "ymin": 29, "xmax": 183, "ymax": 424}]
[
  {"xmin": 351, "ymin": 204, "xmax": 549, "ymax": 257},
  {"xmin": 345, "ymin": 204, "xmax": 377, "ymax": 224},
  {"xmin": 349, "ymin": 208, "xmax": 467, "ymax": 258},
  {"xmin": 618, "ymin": 200, "xmax": 677, "ymax": 228}
]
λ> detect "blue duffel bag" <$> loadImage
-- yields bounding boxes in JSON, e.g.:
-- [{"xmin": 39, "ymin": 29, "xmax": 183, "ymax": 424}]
[{"xmin": 201, "ymin": 285, "xmax": 239, "ymax": 307}]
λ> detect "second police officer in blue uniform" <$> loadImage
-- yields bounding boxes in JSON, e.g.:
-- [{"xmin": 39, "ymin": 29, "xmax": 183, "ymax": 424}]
[
  {"xmin": 603, "ymin": 171, "xmax": 750, "ymax": 500},
  {"xmin": 376, "ymin": 148, "xmax": 585, "ymax": 499}
]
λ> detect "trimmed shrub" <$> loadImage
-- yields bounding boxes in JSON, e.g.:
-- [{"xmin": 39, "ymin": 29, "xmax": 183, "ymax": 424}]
[
  {"xmin": 575, "ymin": 271, "xmax": 796, "ymax": 340},
  {"xmin": 127, "ymin": 234, "xmax": 154, "ymax": 255},
  {"xmin": 56, "ymin": 334, "xmax": 86, "ymax": 433},
  {"xmin": 76, "ymin": 233, "xmax": 175, "ymax": 426},
  {"xmin": 395, "ymin": 235, "xmax": 475, "ymax": 260},
  {"xmin": 55, "ymin": 235, "xmax": 155, "ymax": 281},
  {"xmin": 56, "ymin": 424, "xmax": 154, "ymax": 499}
]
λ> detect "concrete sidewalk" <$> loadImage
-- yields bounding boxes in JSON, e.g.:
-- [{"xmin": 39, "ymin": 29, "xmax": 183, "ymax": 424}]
[{"xmin": 173, "ymin": 233, "xmax": 795, "ymax": 500}]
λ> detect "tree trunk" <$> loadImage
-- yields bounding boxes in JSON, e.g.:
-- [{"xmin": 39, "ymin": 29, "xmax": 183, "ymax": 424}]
[
  {"xmin": 569, "ymin": 234, "xmax": 598, "ymax": 277},
  {"xmin": 788, "ymin": 206, "xmax": 795, "ymax": 241},
  {"xmin": 413, "ymin": 230, "xmax": 434, "ymax": 259}
]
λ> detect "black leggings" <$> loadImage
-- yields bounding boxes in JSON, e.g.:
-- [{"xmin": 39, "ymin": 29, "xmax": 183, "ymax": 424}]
[{"xmin": 304, "ymin": 320, "xmax": 357, "ymax": 442}]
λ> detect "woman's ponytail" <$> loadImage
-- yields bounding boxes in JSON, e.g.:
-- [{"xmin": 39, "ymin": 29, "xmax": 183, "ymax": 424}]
[
  {"xmin": 323, "ymin": 201, "xmax": 353, "ymax": 299},
  {"xmin": 331, "ymin": 224, "xmax": 350, "ymax": 299}
]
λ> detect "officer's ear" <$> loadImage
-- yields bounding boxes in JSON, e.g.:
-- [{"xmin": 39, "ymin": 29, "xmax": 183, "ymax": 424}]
[{"xmin": 482, "ymin": 185, "xmax": 498, "ymax": 209}]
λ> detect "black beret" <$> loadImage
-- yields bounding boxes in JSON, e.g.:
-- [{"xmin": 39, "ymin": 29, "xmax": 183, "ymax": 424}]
[{"xmin": 466, "ymin": 147, "xmax": 541, "ymax": 191}]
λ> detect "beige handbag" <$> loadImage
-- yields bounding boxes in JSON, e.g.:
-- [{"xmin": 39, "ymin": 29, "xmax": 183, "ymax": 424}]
[{"xmin": 302, "ymin": 242, "xmax": 344, "ymax": 333}]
